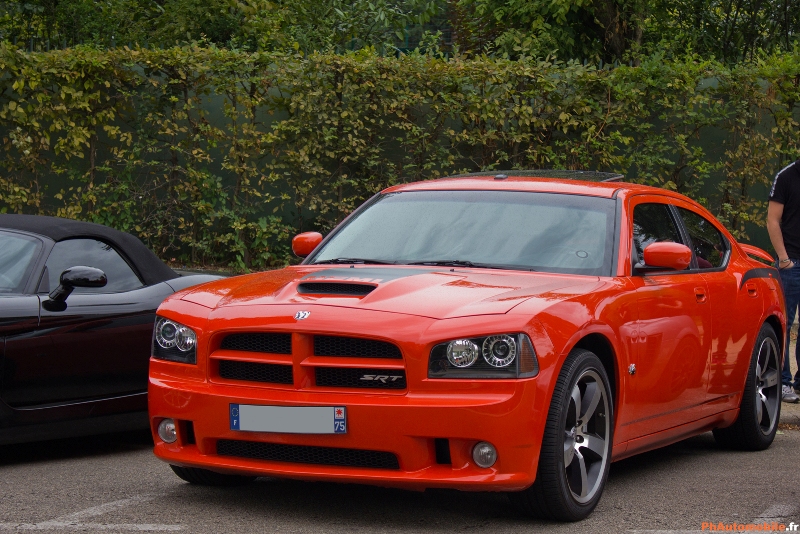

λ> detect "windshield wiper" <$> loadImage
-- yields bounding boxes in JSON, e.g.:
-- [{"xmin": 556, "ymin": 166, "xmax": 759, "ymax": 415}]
[
  {"xmin": 406, "ymin": 260, "xmax": 507, "ymax": 269},
  {"xmin": 313, "ymin": 258, "xmax": 397, "ymax": 265}
]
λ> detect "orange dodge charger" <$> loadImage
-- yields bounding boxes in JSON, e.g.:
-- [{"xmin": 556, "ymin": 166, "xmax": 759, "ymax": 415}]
[{"xmin": 149, "ymin": 171, "xmax": 785, "ymax": 521}]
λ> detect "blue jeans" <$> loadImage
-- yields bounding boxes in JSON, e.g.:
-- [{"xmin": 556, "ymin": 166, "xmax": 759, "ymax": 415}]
[{"xmin": 778, "ymin": 260, "xmax": 800, "ymax": 389}]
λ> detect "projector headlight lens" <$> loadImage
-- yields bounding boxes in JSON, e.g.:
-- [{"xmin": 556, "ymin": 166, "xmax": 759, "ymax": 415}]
[
  {"xmin": 482, "ymin": 335, "xmax": 517, "ymax": 368},
  {"xmin": 155, "ymin": 318, "xmax": 179, "ymax": 349}
]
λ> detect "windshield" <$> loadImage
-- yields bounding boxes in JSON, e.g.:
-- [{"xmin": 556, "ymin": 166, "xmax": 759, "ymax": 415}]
[
  {"xmin": 0, "ymin": 231, "xmax": 41, "ymax": 293},
  {"xmin": 309, "ymin": 191, "xmax": 617, "ymax": 276}
]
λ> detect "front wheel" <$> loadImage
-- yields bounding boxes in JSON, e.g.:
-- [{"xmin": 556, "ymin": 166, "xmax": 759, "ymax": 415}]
[
  {"xmin": 510, "ymin": 348, "xmax": 613, "ymax": 521},
  {"xmin": 712, "ymin": 323, "xmax": 781, "ymax": 451}
]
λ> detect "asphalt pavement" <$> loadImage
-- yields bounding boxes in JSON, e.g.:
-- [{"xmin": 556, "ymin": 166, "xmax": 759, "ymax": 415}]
[{"xmin": 0, "ymin": 358, "xmax": 798, "ymax": 533}]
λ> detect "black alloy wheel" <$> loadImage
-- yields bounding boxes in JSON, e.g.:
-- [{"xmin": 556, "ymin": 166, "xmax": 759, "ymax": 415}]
[{"xmin": 510, "ymin": 348, "xmax": 613, "ymax": 521}]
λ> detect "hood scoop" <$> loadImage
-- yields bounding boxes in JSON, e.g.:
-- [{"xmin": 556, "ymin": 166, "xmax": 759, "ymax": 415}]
[{"xmin": 297, "ymin": 282, "xmax": 377, "ymax": 296}]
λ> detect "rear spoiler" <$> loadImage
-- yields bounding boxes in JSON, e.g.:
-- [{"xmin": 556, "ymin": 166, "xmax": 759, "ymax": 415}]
[{"xmin": 739, "ymin": 244, "xmax": 774, "ymax": 265}]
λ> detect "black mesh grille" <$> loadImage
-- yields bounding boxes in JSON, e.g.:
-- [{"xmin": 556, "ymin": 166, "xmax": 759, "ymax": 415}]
[
  {"xmin": 297, "ymin": 283, "xmax": 376, "ymax": 296},
  {"xmin": 315, "ymin": 367, "xmax": 406, "ymax": 389},
  {"xmin": 221, "ymin": 333, "xmax": 291, "ymax": 354},
  {"xmin": 219, "ymin": 360, "xmax": 293, "ymax": 385},
  {"xmin": 314, "ymin": 336, "xmax": 401, "ymax": 359},
  {"xmin": 217, "ymin": 439, "xmax": 400, "ymax": 469}
]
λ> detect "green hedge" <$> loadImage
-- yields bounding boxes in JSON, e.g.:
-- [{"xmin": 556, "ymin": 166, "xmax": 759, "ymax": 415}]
[{"xmin": 1, "ymin": 45, "xmax": 799, "ymax": 269}]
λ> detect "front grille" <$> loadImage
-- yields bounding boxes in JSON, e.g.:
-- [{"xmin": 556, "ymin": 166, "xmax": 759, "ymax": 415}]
[
  {"xmin": 297, "ymin": 282, "xmax": 376, "ymax": 296},
  {"xmin": 221, "ymin": 333, "xmax": 292, "ymax": 354},
  {"xmin": 315, "ymin": 367, "xmax": 406, "ymax": 389},
  {"xmin": 314, "ymin": 336, "xmax": 401, "ymax": 359},
  {"xmin": 217, "ymin": 439, "xmax": 400, "ymax": 469},
  {"xmin": 219, "ymin": 360, "xmax": 293, "ymax": 385}
]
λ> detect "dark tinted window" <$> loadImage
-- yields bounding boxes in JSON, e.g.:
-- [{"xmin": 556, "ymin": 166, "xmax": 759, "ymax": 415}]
[
  {"xmin": 45, "ymin": 238, "xmax": 143, "ymax": 293},
  {"xmin": 0, "ymin": 231, "xmax": 41, "ymax": 293},
  {"xmin": 678, "ymin": 208, "xmax": 727, "ymax": 269},
  {"xmin": 632, "ymin": 203, "xmax": 684, "ymax": 261},
  {"xmin": 310, "ymin": 191, "xmax": 617, "ymax": 276}
]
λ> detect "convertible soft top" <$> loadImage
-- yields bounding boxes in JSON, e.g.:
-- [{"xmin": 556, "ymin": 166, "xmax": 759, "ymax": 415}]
[{"xmin": 0, "ymin": 214, "xmax": 177, "ymax": 286}]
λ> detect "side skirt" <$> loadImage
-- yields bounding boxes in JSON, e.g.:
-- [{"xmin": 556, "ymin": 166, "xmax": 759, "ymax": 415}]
[{"xmin": 611, "ymin": 409, "xmax": 739, "ymax": 462}]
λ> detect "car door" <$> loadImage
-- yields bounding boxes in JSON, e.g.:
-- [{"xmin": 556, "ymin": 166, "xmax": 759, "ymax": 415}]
[
  {"xmin": 0, "ymin": 295, "xmax": 42, "ymax": 410},
  {"xmin": 675, "ymin": 206, "xmax": 767, "ymax": 410},
  {"xmin": 1, "ymin": 238, "xmax": 165, "ymax": 407},
  {"xmin": 0, "ymin": 229, "xmax": 47, "ymax": 413},
  {"xmin": 626, "ymin": 199, "xmax": 713, "ymax": 439}
]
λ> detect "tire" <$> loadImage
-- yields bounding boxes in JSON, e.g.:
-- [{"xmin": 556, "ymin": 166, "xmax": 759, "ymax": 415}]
[
  {"xmin": 169, "ymin": 464, "xmax": 257, "ymax": 486},
  {"xmin": 712, "ymin": 323, "xmax": 781, "ymax": 451},
  {"xmin": 510, "ymin": 348, "xmax": 613, "ymax": 522}
]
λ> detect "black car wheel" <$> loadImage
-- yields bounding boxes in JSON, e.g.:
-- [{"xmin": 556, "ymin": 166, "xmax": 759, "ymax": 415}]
[
  {"xmin": 712, "ymin": 323, "xmax": 781, "ymax": 451},
  {"xmin": 510, "ymin": 348, "xmax": 613, "ymax": 522},
  {"xmin": 170, "ymin": 465, "xmax": 256, "ymax": 486}
]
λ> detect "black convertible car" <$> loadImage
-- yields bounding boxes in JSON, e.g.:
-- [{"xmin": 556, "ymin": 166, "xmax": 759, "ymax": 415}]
[{"xmin": 0, "ymin": 215, "xmax": 218, "ymax": 444}]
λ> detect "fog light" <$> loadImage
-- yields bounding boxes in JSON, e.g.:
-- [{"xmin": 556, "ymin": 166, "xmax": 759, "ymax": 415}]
[
  {"xmin": 158, "ymin": 418, "xmax": 178, "ymax": 443},
  {"xmin": 472, "ymin": 441, "xmax": 497, "ymax": 468}
]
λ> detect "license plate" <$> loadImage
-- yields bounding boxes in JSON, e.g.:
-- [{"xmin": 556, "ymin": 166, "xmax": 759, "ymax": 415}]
[{"xmin": 230, "ymin": 404, "xmax": 347, "ymax": 434}]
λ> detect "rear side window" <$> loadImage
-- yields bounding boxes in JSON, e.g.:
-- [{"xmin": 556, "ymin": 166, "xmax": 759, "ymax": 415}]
[
  {"xmin": 0, "ymin": 231, "xmax": 41, "ymax": 293},
  {"xmin": 678, "ymin": 208, "xmax": 728, "ymax": 269},
  {"xmin": 632, "ymin": 203, "xmax": 684, "ymax": 261},
  {"xmin": 45, "ymin": 238, "xmax": 143, "ymax": 294}
]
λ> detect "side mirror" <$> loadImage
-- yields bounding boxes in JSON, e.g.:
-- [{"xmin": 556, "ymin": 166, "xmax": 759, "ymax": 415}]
[
  {"xmin": 46, "ymin": 266, "xmax": 107, "ymax": 308},
  {"xmin": 292, "ymin": 232, "xmax": 323, "ymax": 258},
  {"xmin": 636, "ymin": 242, "xmax": 692, "ymax": 273}
]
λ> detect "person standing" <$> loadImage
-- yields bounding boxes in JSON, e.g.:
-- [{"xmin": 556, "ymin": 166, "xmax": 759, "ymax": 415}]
[{"xmin": 768, "ymin": 160, "xmax": 800, "ymax": 403}]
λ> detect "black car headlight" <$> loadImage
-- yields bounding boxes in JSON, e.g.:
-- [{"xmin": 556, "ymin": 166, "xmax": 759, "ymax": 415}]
[
  {"xmin": 428, "ymin": 333, "xmax": 539, "ymax": 379},
  {"xmin": 152, "ymin": 316, "xmax": 197, "ymax": 364}
]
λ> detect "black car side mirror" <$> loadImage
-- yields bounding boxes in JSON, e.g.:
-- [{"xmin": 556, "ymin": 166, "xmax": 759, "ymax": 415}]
[{"xmin": 44, "ymin": 266, "xmax": 107, "ymax": 311}]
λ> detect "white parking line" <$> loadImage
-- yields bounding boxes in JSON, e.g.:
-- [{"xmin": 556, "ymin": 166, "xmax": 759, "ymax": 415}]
[
  {"xmin": 0, "ymin": 495, "xmax": 181, "ymax": 531},
  {"xmin": 44, "ymin": 495, "xmax": 156, "ymax": 523},
  {"xmin": 0, "ymin": 523, "xmax": 181, "ymax": 531},
  {"xmin": 757, "ymin": 503, "xmax": 799, "ymax": 520}
]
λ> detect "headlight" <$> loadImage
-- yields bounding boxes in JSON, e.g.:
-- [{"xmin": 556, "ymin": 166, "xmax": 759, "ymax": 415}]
[
  {"xmin": 447, "ymin": 339, "xmax": 480, "ymax": 367},
  {"xmin": 153, "ymin": 316, "xmax": 197, "ymax": 364},
  {"xmin": 428, "ymin": 333, "xmax": 538, "ymax": 379}
]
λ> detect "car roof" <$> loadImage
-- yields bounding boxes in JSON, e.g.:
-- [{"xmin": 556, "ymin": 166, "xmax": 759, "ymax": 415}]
[
  {"xmin": 0, "ymin": 214, "xmax": 177, "ymax": 286},
  {"xmin": 383, "ymin": 172, "xmax": 687, "ymax": 200}
]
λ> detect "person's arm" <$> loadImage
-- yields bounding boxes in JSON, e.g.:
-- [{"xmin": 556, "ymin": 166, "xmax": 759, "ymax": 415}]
[{"xmin": 767, "ymin": 200, "xmax": 794, "ymax": 268}]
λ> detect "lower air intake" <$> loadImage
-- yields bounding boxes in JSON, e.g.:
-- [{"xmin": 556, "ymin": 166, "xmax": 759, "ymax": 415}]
[{"xmin": 217, "ymin": 439, "xmax": 400, "ymax": 470}]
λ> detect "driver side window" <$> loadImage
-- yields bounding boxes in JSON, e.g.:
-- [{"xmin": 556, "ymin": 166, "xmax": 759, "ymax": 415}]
[
  {"xmin": 632, "ymin": 203, "xmax": 684, "ymax": 262},
  {"xmin": 44, "ymin": 238, "xmax": 143, "ymax": 294}
]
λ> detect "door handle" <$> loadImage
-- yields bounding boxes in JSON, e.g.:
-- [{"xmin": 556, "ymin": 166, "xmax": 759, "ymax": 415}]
[
  {"xmin": 694, "ymin": 287, "xmax": 707, "ymax": 303},
  {"xmin": 745, "ymin": 282, "xmax": 758, "ymax": 297}
]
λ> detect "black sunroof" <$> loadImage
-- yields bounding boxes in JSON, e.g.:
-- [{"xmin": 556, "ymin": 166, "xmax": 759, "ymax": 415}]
[{"xmin": 444, "ymin": 169, "xmax": 625, "ymax": 182}]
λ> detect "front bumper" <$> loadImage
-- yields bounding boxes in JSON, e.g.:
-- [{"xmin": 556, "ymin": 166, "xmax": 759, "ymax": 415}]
[{"xmin": 149, "ymin": 369, "xmax": 547, "ymax": 491}]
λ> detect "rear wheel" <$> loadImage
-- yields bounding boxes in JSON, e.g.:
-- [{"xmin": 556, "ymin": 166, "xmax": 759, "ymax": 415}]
[
  {"xmin": 169, "ymin": 465, "xmax": 256, "ymax": 486},
  {"xmin": 510, "ymin": 348, "xmax": 613, "ymax": 521},
  {"xmin": 712, "ymin": 323, "xmax": 781, "ymax": 451}
]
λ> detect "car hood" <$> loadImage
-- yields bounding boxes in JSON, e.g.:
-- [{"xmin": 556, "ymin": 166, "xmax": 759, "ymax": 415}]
[{"xmin": 180, "ymin": 266, "xmax": 600, "ymax": 320}]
